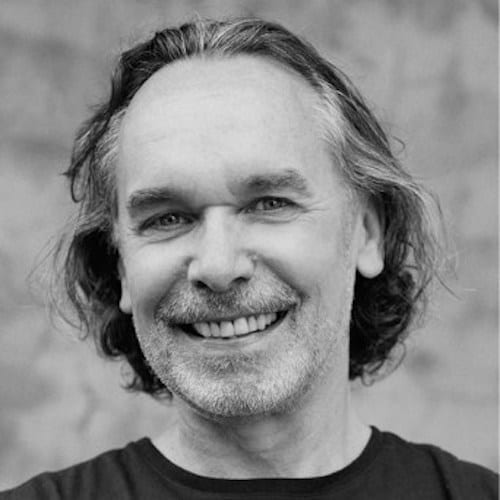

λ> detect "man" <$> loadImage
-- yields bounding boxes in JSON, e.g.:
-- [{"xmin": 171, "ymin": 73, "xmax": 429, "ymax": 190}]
[{"xmin": 2, "ymin": 17, "xmax": 497, "ymax": 499}]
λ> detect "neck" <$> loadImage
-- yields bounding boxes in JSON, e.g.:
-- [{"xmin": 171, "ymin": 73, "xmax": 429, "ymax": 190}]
[{"xmin": 153, "ymin": 384, "xmax": 370, "ymax": 479}]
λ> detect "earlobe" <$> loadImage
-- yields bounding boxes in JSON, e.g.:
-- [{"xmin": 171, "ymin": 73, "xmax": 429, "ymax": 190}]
[
  {"xmin": 356, "ymin": 209, "xmax": 384, "ymax": 279},
  {"xmin": 117, "ymin": 260, "xmax": 132, "ymax": 314}
]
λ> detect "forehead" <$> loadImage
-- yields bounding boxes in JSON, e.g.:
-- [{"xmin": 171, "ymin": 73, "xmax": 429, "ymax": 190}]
[
  {"xmin": 124, "ymin": 54, "xmax": 321, "ymax": 126},
  {"xmin": 117, "ymin": 55, "xmax": 341, "ymax": 196}
]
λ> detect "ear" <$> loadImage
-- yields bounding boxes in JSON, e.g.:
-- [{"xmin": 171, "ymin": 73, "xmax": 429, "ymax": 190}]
[
  {"xmin": 117, "ymin": 258, "xmax": 132, "ymax": 314},
  {"xmin": 355, "ymin": 203, "xmax": 384, "ymax": 279}
]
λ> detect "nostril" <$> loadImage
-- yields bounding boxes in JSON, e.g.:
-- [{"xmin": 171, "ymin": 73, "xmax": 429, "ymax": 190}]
[
  {"xmin": 192, "ymin": 276, "xmax": 247, "ymax": 293},
  {"xmin": 233, "ymin": 276, "xmax": 249, "ymax": 286},
  {"xmin": 193, "ymin": 280, "xmax": 211, "ymax": 291}
]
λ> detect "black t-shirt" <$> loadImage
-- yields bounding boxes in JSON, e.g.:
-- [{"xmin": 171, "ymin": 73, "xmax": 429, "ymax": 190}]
[{"xmin": 1, "ymin": 427, "xmax": 497, "ymax": 499}]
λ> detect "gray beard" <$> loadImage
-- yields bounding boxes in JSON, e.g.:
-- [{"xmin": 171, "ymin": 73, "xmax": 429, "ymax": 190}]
[{"xmin": 134, "ymin": 271, "xmax": 355, "ymax": 421}]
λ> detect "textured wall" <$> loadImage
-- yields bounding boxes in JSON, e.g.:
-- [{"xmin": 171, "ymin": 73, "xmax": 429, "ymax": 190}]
[{"xmin": 0, "ymin": 0, "xmax": 497, "ymax": 489}]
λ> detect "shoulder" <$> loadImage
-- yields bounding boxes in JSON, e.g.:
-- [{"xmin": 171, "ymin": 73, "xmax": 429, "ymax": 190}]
[
  {"xmin": 377, "ymin": 429, "xmax": 498, "ymax": 499},
  {"xmin": 0, "ymin": 439, "xmax": 150, "ymax": 500}
]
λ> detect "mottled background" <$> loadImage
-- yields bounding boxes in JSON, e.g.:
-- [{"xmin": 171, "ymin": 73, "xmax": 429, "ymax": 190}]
[{"xmin": 0, "ymin": 0, "xmax": 497, "ymax": 490}]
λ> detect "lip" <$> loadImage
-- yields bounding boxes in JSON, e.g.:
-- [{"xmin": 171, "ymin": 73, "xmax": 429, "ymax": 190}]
[{"xmin": 180, "ymin": 309, "xmax": 290, "ymax": 349}]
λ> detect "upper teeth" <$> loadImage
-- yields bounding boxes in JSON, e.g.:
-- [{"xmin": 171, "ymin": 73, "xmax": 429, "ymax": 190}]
[{"xmin": 192, "ymin": 313, "xmax": 278, "ymax": 339}]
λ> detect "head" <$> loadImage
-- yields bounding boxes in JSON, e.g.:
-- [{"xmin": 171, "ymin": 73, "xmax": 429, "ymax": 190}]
[{"xmin": 56, "ymin": 18, "xmax": 443, "ymax": 412}]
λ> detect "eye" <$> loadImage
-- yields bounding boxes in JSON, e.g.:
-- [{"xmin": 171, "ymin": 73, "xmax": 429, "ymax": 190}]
[
  {"xmin": 139, "ymin": 212, "xmax": 192, "ymax": 232},
  {"xmin": 250, "ymin": 197, "xmax": 292, "ymax": 212}
]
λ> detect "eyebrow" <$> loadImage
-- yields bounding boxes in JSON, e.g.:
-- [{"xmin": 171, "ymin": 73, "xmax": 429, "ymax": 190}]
[
  {"xmin": 236, "ymin": 169, "xmax": 312, "ymax": 197},
  {"xmin": 126, "ymin": 186, "xmax": 187, "ymax": 217},
  {"xmin": 126, "ymin": 168, "xmax": 312, "ymax": 216}
]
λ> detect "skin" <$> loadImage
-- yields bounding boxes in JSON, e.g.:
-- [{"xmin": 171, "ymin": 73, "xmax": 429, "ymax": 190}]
[{"xmin": 116, "ymin": 55, "xmax": 384, "ymax": 478}]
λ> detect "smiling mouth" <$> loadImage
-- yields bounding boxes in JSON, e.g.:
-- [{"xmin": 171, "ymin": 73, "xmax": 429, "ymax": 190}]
[{"xmin": 178, "ymin": 310, "xmax": 289, "ymax": 340}]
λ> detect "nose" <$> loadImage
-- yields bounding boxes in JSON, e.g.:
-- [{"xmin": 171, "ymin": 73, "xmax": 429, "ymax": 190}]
[{"xmin": 187, "ymin": 210, "xmax": 256, "ymax": 292}]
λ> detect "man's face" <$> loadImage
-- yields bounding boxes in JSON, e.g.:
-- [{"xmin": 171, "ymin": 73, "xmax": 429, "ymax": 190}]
[{"xmin": 116, "ymin": 56, "xmax": 382, "ymax": 418}]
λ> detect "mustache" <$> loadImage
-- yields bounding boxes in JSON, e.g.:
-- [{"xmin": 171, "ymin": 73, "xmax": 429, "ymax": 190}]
[{"xmin": 155, "ymin": 275, "xmax": 301, "ymax": 325}]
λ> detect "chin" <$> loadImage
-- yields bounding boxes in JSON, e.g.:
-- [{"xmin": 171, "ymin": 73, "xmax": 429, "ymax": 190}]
[{"xmin": 156, "ymin": 352, "xmax": 320, "ymax": 421}]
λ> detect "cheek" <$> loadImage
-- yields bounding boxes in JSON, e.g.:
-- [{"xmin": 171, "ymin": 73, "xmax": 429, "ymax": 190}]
[
  {"xmin": 122, "ymin": 244, "xmax": 186, "ymax": 320},
  {"xmin": 251, "ymin": 216, "xmax": 350, "ymax": 300}
]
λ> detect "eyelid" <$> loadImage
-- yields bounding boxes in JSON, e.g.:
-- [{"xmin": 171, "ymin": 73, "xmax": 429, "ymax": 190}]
[
  {"xmin": 248, "ymin": 196, "xmax": 294, "ymax": 210},
  {"xmin": 137, "ymin": 211, "xmax": 194, "ymax": 233}
]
